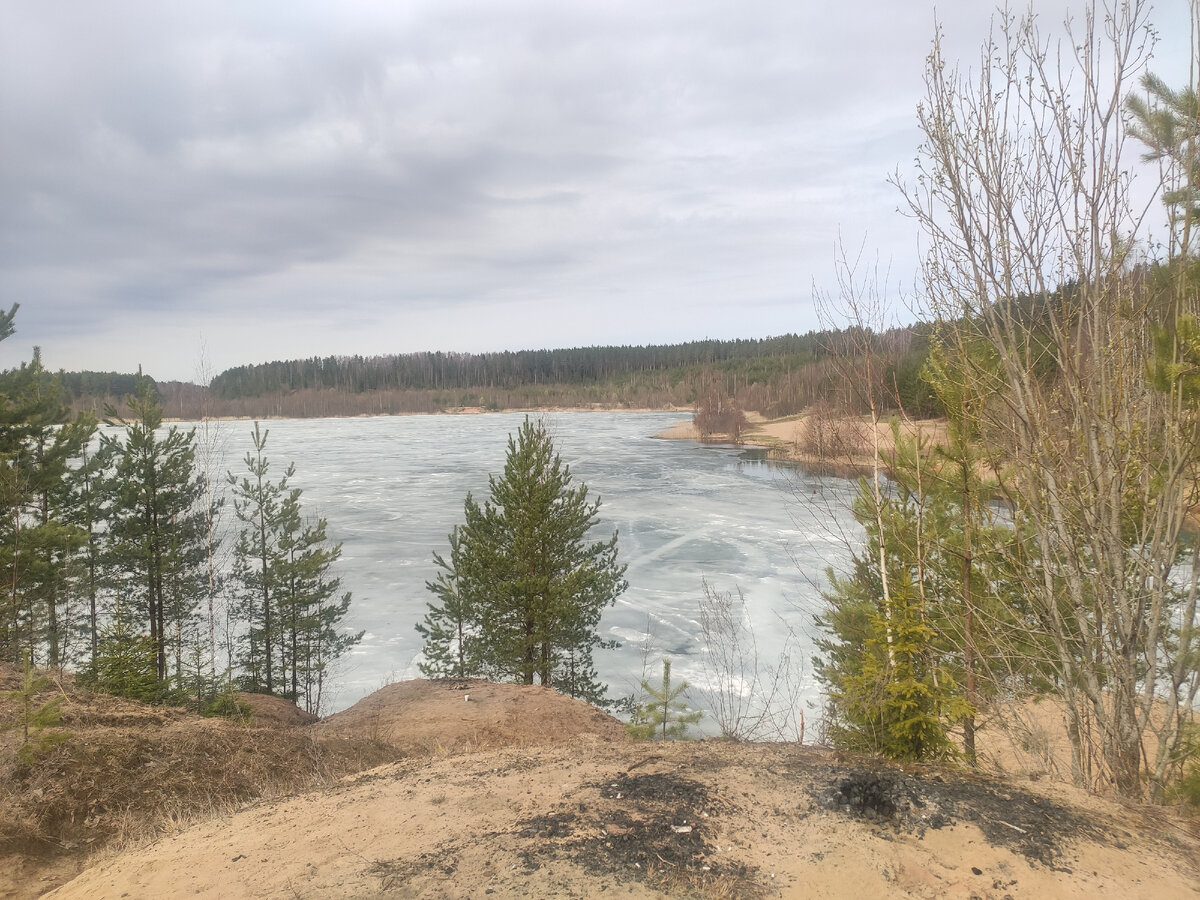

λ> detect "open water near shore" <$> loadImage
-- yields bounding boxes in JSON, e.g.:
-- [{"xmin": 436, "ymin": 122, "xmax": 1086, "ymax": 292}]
[{"xmin": 201, "ymin": 411, "xmax": 861, "ymax": 725}]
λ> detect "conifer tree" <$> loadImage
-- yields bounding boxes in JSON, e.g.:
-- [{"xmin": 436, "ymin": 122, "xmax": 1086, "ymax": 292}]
[
  {"xmin": 814, "ymin": 465, "xmax": 968, "ymax": 762},
  {"xmin": 277, "ymin": 504, "xmax": 360, "ymax": 714},
  {"xmin": 1126, "ymin": 72, "xmax": 1200, "ymax": 255},
  {"xmin": 627, "ymin": 659, "xmax": 702, "ymax": 740},
  {"xmin": 82, "ymin": 601, "xmax": 160, "ymax": 702},
  {"xmin": 65, "ymin": 436, "xmax": 107, "ymax": 668},
  {"xmin": 0, "ymin": 346, "xmax": 94, "ymax": 666},
  {"xmin": 419, "ymin": 417, "xmax": 626, "ymax": 704},
  {"xmin": 102, "ymin": 375, "xmax": 208, "ymax": 684},
  {"xmin": 228, "ymin": 423, "xmax": 359, "ymax": 711},
  {"xmin": 227, "ymin": 422, "xmax": 291, "ymax": 692},
  {"xmin": 417, "ymin": 527, "xmax": 480, "ymax": 679},
  {"xmin": 815, "ymin": 418, "xmax": 1008, "ymax": 763},
  {"xmin": 0, "ymin": 304, "xmax": 16, "ymax": 344},
  {"xmin": 2, "ymin": 649, "xmax": 68, "ymax": 766}
]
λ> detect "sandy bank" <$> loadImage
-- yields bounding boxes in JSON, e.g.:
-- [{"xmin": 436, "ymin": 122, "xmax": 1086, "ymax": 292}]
[
  {"xmin": 655, "ymin": 412, "xmax": 951, "ymax": 477},
  {"xmin": 651, "ymin": 420, "xmax": 701, "ymax": 440},
  {"xmin": 44, "ymin": 739, "xmax": 1197, "ymax": 900}
]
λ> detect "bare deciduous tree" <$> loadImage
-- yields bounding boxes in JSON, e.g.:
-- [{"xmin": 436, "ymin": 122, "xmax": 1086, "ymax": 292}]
[
  {"xmin": 699, "ymin": 580, "xmax": 807, "ymax": 741},
  {"xmin": 896, "ymin": 0, "xmax": 1200, "ymax": 797}
]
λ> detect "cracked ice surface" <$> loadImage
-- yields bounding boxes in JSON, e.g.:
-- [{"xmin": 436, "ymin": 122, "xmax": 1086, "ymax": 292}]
[{"xmin": 209, "ymin": 411, "xmax": 860, "ymax": 722}]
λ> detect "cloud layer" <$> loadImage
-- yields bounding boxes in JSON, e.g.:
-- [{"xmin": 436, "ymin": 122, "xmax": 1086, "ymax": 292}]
[{"xmin": 0, "ymin": 1, "xmax": 1190, "ymax": 380}]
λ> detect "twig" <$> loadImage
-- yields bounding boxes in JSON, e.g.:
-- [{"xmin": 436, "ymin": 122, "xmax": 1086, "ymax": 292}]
[
  {"xmin": 996, "ymin": 819, "xmax": 1027, "ymax": 835},
  {"xmin": 624, "ymin": 755, "xmax": 663, "ymax": 773}
]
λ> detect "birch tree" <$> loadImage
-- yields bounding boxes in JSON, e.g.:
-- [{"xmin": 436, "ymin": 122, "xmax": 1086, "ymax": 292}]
[{"xmin": 897, "ymin": 1, "xmax": 1199, "ymax": 797}]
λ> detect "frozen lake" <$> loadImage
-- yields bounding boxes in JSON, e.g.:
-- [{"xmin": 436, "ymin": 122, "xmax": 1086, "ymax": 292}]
[{"xmin": 204, "ymin": 411, "xmax": 860, "ymax": 725}]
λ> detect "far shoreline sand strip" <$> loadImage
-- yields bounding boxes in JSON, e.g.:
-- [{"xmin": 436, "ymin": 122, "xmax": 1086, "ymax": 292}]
[{"xmin": 651, "ymin": 420, "xmax": 701, "ymax": 441}]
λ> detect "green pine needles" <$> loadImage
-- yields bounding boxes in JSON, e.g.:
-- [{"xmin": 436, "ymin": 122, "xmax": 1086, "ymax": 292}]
[
  {"xmin": 815, "ymin": 417, "xmax": 992, "ymax": 763},
  {"xmin": 227, "ymin": 422, "xmax": 362, "ymax": 714},
  {"xmin": 80, "ymin": 604, "xmax": 161, "ymax": 702},
  {"xmin": 3, "ymin": 651, "xmax": 69, "ymax": 766},
  {"xmin": 627, "ymin": 659, "xmax": 702, "ymax": 740},
  {"xmin": 417, "ymin": 417, "xmax": 627, "ymax": 705}
]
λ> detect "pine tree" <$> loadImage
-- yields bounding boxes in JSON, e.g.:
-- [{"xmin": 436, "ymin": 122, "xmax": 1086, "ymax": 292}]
[
  {"xmin": 814, "ymin": 420, "xmax": 979, "ymax": 762},
  {"xmin": 227, "ymin": 423, "xmax": 359, "ymax": 711},
  {"xmin": 277, "ymin": 505, "xmax": 360, "ymax": 714},
  {"xmin": 2, "ymin": 649, "xmax": 68, "ymax": 766},
  {"xmin": 419, "ymin": 417, "xmax": 626, "ymax": 703},
  {"xmin": 227, "ymin": 422, "xmax": 291, "ymax": 693},
  {"xmin": 627, "ymin": 659, "xmax": 702, "ymax": 740},
  {"xmin": 814, "ymin": 471, "xmax": 966, "ymax": 762},
  {"xmin": 0, "ymin": 348, "xmax": 95, "ymax": 666},
  {"xmin": 64, "ymin": 434, "xmax": 107, "ymax": 669},
  {"xmin": 417, "ymin": 527, "xmax": 480, "ymax": 679},
  {"xmin": 82, "ymin": 601, "xmax": 160, "ymax": 702},
  {"xmin": 0, "ymin": 304, "xmax": 16, "ymax": 344},
  {"xmin": 1125, "ymin": 72, "xmax": 1200, "ymax": 255},
  {"xmin": 102, "ymin": 375, "xmax": 209, "ymax": 685}
]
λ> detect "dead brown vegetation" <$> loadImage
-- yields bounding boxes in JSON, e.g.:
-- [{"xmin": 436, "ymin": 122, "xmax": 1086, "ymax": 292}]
[
  {"xmin": 794, "ymin": 399, "xmax": 869, "ymax": 460},
  {"xmin": 315, "ymin": 677, "xmax": 628, "ymax": 754},
  {"xmin": 0, "ymin": 668, "xmax": 402, "ymax": 898}
]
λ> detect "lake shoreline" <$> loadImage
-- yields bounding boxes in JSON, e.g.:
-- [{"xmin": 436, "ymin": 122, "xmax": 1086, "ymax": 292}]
[
  {"xmin": 651, "ymin": 412, "xmax": 951, "ymax": 479},
  {"xmin": 161, "ymin": 404, "xmax": 949, "ymax": 480},
  {"xmin": 162, "ymin": 404, "xmax": 693, "ymax": 424}
]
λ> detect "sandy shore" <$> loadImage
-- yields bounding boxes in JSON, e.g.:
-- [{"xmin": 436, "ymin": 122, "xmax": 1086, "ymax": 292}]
[
  {"xmin": 653, "ymin": 413, "xmax": 951, "ymax": 477},
  {"xmin": 651, "ymin": 420, "xmax": 702, "ymax": 440}
]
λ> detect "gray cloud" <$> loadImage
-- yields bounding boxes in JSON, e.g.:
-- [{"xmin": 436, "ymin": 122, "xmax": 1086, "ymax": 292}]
[{"xmin": 0, "ymin": 0, "xmax": 1191, "ymax": 379}]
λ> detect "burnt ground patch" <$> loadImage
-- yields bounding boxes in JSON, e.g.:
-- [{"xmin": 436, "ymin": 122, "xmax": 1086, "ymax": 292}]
[
  {"xmin": 370, "ymin": 847, "xmax": 458, "ymax": 890},
  {"xmin": 516, "ymin": 770, "xmax": 762, "ymax": 898},
  {"xmin": 808, "ymin": 761, "xmax": 1110, "ymax": 868}
]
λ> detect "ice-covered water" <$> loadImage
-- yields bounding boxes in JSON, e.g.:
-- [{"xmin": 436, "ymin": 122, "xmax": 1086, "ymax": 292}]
[{"xmin": 204, "ymin": 412, "xmax": 861, "ymax": 721}]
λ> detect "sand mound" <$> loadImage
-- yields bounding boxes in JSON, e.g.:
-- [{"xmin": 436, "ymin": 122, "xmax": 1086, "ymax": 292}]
[
  {"xmin": 314, "ymin": 678, "xmax": 627, "ymax": 753},
  {"xmin": 43, "ymin": 741, "xmax": 1200, "ymax": 899},
  {"xmin": 235, "ymin": 692, "xmax": 318, "ymax": 727},
  {"xmin": 0, "ymin": 679, "xmax": 400, "ymax": 900}
]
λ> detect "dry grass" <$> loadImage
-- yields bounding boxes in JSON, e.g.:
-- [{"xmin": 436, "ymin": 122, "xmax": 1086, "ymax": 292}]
[{"xmin": 0, "ymin": 672, "xmax": 403, "ymax": 861}]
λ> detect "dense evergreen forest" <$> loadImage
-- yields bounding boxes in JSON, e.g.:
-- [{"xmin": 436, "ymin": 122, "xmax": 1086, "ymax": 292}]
[{"xmin": 59, "ymin": 326, "xmax": 939, "ymax": 421}]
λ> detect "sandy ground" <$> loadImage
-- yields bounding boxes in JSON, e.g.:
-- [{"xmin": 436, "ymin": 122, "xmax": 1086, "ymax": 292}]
[
  {"xmin": 26, "ymin": 679, "xmax": 1200, "ymax": 900},
  {"xmin": 655, "ymin": 414, "xmax": 952, "ymax": 477},
  {"xmin": 314, "ymin": 678, "xmax": 628, "ymax": 754},
  {"xmin": 42, "ymin": 739, "xmax": 1198, "ymax": 900}
]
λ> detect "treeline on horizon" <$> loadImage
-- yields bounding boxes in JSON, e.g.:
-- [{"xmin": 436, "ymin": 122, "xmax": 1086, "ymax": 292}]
[{"xmin": 58, "ymin": 326, "xmax": 941, "ymax": 421}]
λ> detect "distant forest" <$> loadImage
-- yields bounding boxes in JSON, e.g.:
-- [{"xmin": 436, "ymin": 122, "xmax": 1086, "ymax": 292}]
[{"xmin": 58, "ymin": 327, "xmax": 939, "ymax": 421}]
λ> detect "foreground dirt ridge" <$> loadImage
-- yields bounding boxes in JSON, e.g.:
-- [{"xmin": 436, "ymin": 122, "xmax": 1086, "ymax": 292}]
[
  {"xmin": 5, "ymin": 678, "xmax": 1191, "ymax": 900},
  {"xmin": 41, "ymin": 740, "xmax": 1199, "ymax": 899}
]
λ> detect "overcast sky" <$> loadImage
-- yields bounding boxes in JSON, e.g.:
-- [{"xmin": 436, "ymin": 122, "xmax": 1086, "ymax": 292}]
[{"xmin": 0, "ymin": 1, "xmax": 1192, "ymax": 382}]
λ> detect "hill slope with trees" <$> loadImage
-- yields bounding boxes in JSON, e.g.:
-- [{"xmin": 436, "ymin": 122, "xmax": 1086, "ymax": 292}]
[{"xmin": 54, "ymin": 327, "xmax": 940, "ymax": 422}]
